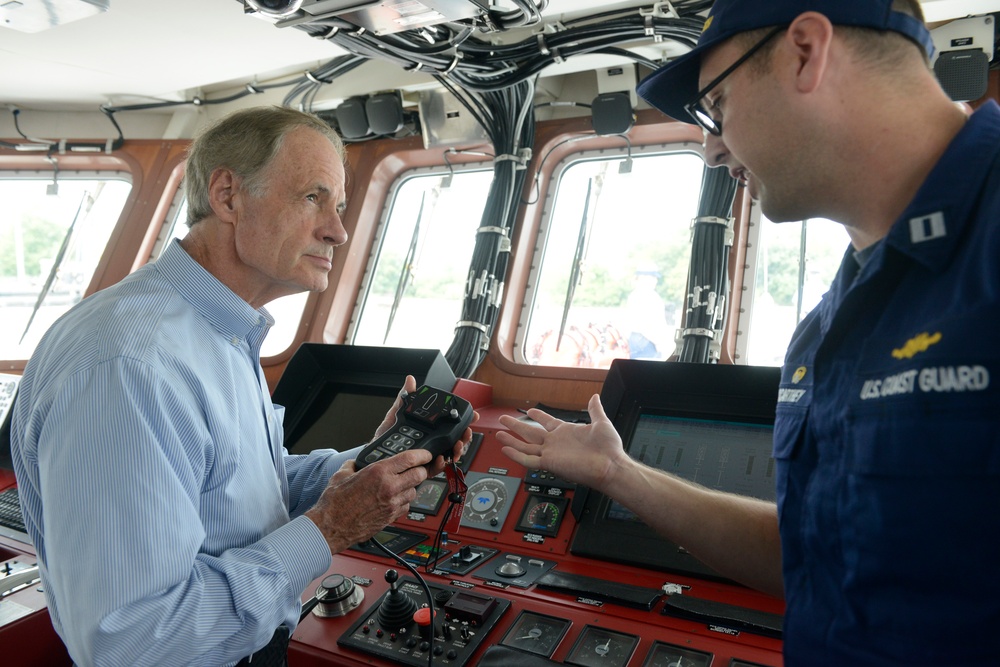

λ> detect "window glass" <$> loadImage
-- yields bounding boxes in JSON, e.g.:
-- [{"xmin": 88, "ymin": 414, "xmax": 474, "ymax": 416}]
[
  {"xmin": 520, "ymin": 151, "xmax": 705, "ymax": 368},
  {"xmin": 743, "ymin": 217, "xmax": 851, "ymax": 365},
  {"xmin": 349, "ymin": 169, "xmax": 493, "ymax": 351},
  {"xmin": 1, "ymin": 175, "xmax": 131, "ymax": 360}
]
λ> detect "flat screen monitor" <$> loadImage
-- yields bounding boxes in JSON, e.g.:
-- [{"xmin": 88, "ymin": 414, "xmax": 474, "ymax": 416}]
[
  {"xmin": 570, "ymin": 360, "xmax": 781, "ymax": 581},
  {"xmin": 271, "ymin": 344, "xmax": 457, "ymax": 454}
]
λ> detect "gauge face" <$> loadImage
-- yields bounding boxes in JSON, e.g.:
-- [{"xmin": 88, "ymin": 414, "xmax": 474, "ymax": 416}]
[
  {"xmin": 641, "ymin": 642, "xmax": 712, "ymax": 667},
  {"xmin": 410, "ymin": 478, "xmax": 447, "ymax": 514},
  {"xmin": 515, "ymin": 494, "xmax": 569, "ymax": 537},
  {"xmin": 500, "ymin": 611, "xmax": 570, "ymax": 657},
  {"xmin": 463, "ymin": 477, "xmax": 509, "ymax": 523},
  {"xmin": 565, "ymin": 626, "xmax": 638, "ymax": 667}
]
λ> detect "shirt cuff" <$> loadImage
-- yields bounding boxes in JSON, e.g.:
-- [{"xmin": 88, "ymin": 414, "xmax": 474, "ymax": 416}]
[{"xmin": 259, "ymin": 515, "xmax": 333, "ymax": 597}]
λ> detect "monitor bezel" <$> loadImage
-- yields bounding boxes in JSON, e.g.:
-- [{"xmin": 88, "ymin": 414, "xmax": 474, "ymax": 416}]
[
  {"xmin": 271, "ymin": 344, "xmax": 456, "ymax": 454},
  {"xmin": 569, "ymin": 360, "xmax": 781, "ymax": 581}
]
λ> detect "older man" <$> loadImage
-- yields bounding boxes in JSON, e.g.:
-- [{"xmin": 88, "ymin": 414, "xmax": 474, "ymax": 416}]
[{"xmin": 13, "ymin": 106, "xmax": 468, "ymax": 666}]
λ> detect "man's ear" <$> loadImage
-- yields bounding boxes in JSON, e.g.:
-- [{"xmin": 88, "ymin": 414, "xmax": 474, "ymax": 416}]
[
  {"xmin": 207, "ymin": 167, "xmax": 239, "ymax": 224},
  {"xmin": 785, "ymin": 12, "xmax": 835, "ymax": 94}
]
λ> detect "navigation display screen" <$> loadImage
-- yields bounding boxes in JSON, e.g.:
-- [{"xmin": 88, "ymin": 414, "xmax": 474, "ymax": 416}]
[
  {"xmin": 569, "ymin": 360, "xmax": 781, "ymax": 581},
  {"xmin": 607, "ymin": 414, "xmax": 775, "ymax": 524}
]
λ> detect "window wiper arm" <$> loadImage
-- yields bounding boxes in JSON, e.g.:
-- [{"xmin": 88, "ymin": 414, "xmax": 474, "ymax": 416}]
[
  {"xmin": 557, "ymin": 175, "xmax": 603, "ymax": 351},
  {"xmin": 20, "ymin": 185, "xmax": 101, "ymax": 344},
  {"xmin": 384, "ymin": 190, "xmax": 427, "ymax": 343}
]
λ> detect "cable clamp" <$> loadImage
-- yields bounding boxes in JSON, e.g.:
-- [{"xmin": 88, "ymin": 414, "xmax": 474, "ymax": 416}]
[
  {"xmin": 536, "ymin": 33, "xmax": 550, "ymax": 56},
  {"xmin": 640, "ymin": 1, "xmax": 678, "ymax": 19},
  {"xmin": 493, "ymin": 148, "xmax": 532, "ymax": 170},
  {"xmin": 679, "ymin": 327, "xmax": 716, "ymax": 339},
  {"xmin": 444, "ymin": 55, "xmax": 461, "ymax": 74},
  {"xmin": 58, "ymin": 138, "xmax": 68, "ymax": 154},
  {"xmin": 692, "ymin": 215, "xmax": 731, "ymax": 226},
  {"xmin": 406, "ymin": 61, "xmax": 423, "ymax": 72},
  {"xmin": 644, "ymin": 14, "xmax": 655, "ymax": 37},
  {"xmin": 455, "ymin": 321, "xmax": 489, "ymax": 334},
  {"xmin": 245, "ymin": 83, "xmax": 262, "ymax": 94},
  {"xmin": 319, "ymin": 26, "xmax": 340, "ymax": 39},
  {"xmin": 476, "ymin": 226, "xmax": 508, "ymax": 236},
  {"xmin": 692, "ymin": 215, "xmax": 735, "ymax": 245},
  {"xmin": 305, "ymin": 71, "xmax": 322, "ymax": 85},
  {"xmin": 192, "ymin": 96, "xmax": 203, "ymax": 106},
  {"xmin": 104, "ymin": 139, "xmax": 114, "ymax": 154}
]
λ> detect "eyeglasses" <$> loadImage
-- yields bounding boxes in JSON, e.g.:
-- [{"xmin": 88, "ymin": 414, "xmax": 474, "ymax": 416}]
[{"xmin": 684, "ymin": 25, "xmax": 786, "ymax": 136}]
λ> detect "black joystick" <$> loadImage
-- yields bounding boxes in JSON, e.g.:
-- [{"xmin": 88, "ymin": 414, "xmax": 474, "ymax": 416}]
[{"xmin": 376, "ymin": 569, "xmax": 418, "ymax": 631}]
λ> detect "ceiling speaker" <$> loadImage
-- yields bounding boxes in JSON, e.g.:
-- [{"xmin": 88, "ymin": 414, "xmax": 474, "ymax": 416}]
[{"xmin": 934, "ymin": 49, "xmax": 989, "ymax": 102}]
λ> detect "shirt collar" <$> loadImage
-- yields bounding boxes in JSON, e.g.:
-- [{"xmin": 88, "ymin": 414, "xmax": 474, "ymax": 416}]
[
  {"xmin": 154, "ymin": 239, "xmax": 274, "ymax": 344},
  {"xmin": 884, "ymin": 100, "xmax": 1000, "ymax": 272}
]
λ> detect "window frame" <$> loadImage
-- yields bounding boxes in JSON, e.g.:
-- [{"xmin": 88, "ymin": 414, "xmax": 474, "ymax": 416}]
[
  {"xmin": 0, "ymin": 166, "xmax": 134, "ymax": 363},
  {"xmin": 512, "ymin": 142, "xmax": 707, "ymax": 368},
  {"xmin": 344, "ymin": 159, "xmax": 494, "ymax": 350}
]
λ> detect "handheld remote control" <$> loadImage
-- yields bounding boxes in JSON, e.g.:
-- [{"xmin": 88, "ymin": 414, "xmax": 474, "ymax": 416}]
[{"xmin": 355, "ymin": 385, "xmax": 473, "ymax": 470}]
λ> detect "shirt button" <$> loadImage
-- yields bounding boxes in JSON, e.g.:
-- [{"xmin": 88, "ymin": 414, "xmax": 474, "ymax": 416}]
[{"xmin": 230, "ymin": 336, "xmax": 240, "ymax": 346}]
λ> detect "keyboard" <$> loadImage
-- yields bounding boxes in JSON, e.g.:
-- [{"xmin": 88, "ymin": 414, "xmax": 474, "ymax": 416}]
[{"xmin": 0, "ymin": 487, "xmax": 26, "ymax": 534}]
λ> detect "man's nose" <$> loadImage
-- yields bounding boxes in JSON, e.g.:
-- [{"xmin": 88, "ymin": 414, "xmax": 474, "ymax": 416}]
[
  {"xmin": 703, "ymin": 132, "xmax": 729, "ymax": 168},
  {"xmin": 323, "ymin": 211, "xmax": 349, "ymax": 246}
]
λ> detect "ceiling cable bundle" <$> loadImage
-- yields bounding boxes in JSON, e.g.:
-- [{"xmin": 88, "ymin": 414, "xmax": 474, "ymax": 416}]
[
  {"xmin": 443, "ymin": 77, "xmax": 536, "ymax": 378},
  {"xmin": 289, "ymin": 1, "xmax": 708, "ymax": 92}
]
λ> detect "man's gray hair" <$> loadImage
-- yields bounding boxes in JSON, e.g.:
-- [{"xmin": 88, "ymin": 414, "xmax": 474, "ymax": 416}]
[{"xmin": 184, "ymin": 106, "xmax": 345, "ymax": 227}]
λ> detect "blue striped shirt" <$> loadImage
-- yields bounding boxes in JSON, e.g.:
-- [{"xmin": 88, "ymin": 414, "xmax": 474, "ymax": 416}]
[{"xmin": 12, "ymin": 240, "xmax": 358, "ymax": 667}]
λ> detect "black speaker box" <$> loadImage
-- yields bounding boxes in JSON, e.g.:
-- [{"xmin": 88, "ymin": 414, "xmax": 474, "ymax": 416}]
[
  {"xmin": 366, "ymin": 92, "xmax": 405, "ymax": 135},
  {"xmin": 591, "ymin": 92, "xmax": 635, "ymax": 136},
  {"xmin": 336, "ymin": 97, "xmax": 370, "ymax": 139},
  {"xmin": 934, "ymin": 49, "xmax": 989, "ymax": 102}
]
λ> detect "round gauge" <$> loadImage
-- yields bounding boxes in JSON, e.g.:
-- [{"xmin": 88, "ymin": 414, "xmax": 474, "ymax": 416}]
[
  {"xmin": 641, "ymin": 641, "xmax": 712, "ymax": 667},
  {"xmin": 500, "ymin": 611, "xmax": 570, "ymax": 658},
  {"xmin": 565, "ymin": 626, "xmax": 639, "ymax": 667},
  {"xmin": 463, "ymin": 477, "xmax": 509, "ymax": 523},
  {"xmin": 411, "ymin": 478, "xmax": 446, "ymax": 514},
  {"xmin": 516, "ymin": 494, "xmax": 569, "ymax": 537}
]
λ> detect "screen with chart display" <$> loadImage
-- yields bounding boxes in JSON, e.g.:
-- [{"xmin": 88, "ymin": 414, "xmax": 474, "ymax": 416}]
[{"xmin": 570, "ymin": 360, "xmax": 781, "ymax": 581}]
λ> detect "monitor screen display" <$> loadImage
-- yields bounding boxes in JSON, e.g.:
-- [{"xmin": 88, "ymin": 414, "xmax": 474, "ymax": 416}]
[
  {"xmin": 607, "ymin": 414, "xmax": 776, "ymax": 526},
  {"xmin": 271, "ymin": 344, "xmax": 457, "ymax": 454},
  {"xmin": 289, "ymin": 390, "xmax": 398, "ymax": 455},
  {"xmin": 570, "ymin": 360, "xmax": 781, "ymax": 581}
]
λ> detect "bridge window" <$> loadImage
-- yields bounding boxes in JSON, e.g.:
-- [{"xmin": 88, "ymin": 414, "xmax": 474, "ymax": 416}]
[
  {"xmin": 517, "ymin": 150, "xmax": 704, "ymax": 368},
  {"xmin": 348, "ymin": 167, "xmax": 493, "ymax": 351},
  {"xmin": 739, "ymin": 212, "xmax": 851, "ymax": 365},
  {"xmin": 0, "ymin": 173, "xmax": 131, "ymax": 361}
]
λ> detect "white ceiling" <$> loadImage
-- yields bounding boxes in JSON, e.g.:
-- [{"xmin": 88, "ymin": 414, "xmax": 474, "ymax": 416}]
[{"xmin": 0, "ymin": 0, "xmax": 997, "ymax": 112}]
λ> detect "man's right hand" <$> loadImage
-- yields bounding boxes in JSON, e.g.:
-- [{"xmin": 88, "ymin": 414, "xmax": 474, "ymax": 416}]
[
  {"xmin": 496, "ymin": 393, "xmax": 631, "ymax": 494},
  {"xmin": 304, "ymin": 448, "xmax": 432, "ymax": 554}
]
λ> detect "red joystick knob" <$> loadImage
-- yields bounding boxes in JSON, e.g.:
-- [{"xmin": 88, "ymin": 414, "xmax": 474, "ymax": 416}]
[{"xmin": 413, "ymin": 607, "xmax": 434, "ymax": 626}]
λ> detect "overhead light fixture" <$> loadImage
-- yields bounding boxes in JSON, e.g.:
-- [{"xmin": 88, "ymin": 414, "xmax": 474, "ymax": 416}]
[
  {"xmin": 244, "ymin": 0, "xmax": 304, "ymax": 19},
  {"xmin": 0, "ymin": 0, "xmax": 109, "ymax": 33}
]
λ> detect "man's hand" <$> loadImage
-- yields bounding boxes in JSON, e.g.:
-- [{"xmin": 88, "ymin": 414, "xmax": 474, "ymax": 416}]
[
  {"xmin": 305, "ymin": 449, "xmax": 431, "ymax": 554},
  {"xmin": 496, "ymin": 394, "xmax": 629, "ymax": 494}
]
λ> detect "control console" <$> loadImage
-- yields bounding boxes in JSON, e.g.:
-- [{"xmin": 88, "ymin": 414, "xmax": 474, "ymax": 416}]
[{"xmin": 337, "ymin": 570, "xmax": 510, "ymax": 667}]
